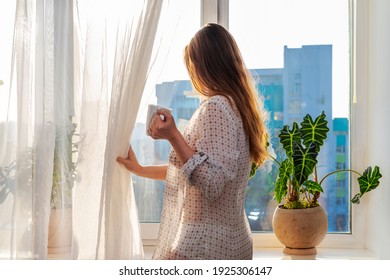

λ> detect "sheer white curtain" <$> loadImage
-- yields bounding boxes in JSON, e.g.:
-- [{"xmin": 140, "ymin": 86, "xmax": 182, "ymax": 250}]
[
  {"xmin": 0, "ymin": 0, "xmax": 55, "ymax": 259},
  {"xmin": 0, "ymin": 0, "xmax": 180, "ymax": 259},
  {"xmin": 73, "ymin": 0, "xmax": 164, "ymax": 260}
]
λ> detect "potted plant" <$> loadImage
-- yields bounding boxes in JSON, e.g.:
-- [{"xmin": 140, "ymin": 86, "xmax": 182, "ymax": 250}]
[
  {"xmin": 0, "ymin": 147, "xmax": 36, "ymax": 250},
  {"xmin": 252, "ymin": 111, "xmax": 382, "ymax": 255},
  {"xmin": 0, "ymin": 161, "xmax": 16, "ymax": 209},
  {"xmin": 48, "ymin": 122, "xmax": 80, "ymax": 255},
  {"xmin": 50, "ymin": 123, "xmax": 78, "ymax": 209},
  {"xmin": 0, "ymin": 148, "xmax": 35, "ymax": 205}
]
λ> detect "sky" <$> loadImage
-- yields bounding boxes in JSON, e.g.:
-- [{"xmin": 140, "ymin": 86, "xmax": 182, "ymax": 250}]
[
  {"xmin": 155, "ymin": 0, "xmax": 350, "ymax": 118},
  {"xmin": 0, "ymin": 0, "xmax": 350, "ymax": 122},
  {"xmin": 229, "ymin": 0, "xmax": 350, "ymax": 118}
]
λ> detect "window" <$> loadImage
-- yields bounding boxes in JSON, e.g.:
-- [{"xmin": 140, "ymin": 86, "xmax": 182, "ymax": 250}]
[
  {"xmin": 0, "ymin": 0, "xmax": 380, "ymax": 257},
  {"xmin": 229, "ymin": 0, "xmax": 351, "ymax": 233},
  {"xmin": 133, "ymin": 0, "xmax": 352, "ymax": 239},
  {"xmin": 131, "ymin": 2, "xmax": 201, "ymax": 225}
]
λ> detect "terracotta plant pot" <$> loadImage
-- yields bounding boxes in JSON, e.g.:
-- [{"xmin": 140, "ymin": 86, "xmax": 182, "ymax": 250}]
[
  {"xmin": 48, "ymin": 208, "xmax": 72, "ymax": 254},
  {"xmin": 272, "ymin": 205, "xmax": 328, "ymax": 255}
]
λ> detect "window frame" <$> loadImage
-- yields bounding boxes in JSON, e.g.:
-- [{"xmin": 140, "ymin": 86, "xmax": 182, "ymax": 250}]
[{"xmin": 140, "ymin": 0, "xmax": 371, "ymax": 251}]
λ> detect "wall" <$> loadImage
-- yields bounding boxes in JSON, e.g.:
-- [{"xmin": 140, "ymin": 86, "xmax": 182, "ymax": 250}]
[{"xmin": 365, "ymin": 0, "xmax": 390, "ymax": 259}]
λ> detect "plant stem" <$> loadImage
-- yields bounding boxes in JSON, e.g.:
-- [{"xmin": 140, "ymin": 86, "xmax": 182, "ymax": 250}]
[
  {"xmin": 304, "ymin": 191, "xmax": 311, "ymax": 202},
  {"xmin": 319, "ymin": 169, "xmax": 362, "ymax": 185},
  {"xmin": 270, "ymin": 154, "xmax": 282, "ymax": 167}
]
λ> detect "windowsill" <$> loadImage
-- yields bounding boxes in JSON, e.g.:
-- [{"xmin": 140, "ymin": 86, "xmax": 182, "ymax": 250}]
[
  {"xmin": 252, "ymin": 247, "xmax": 377, "ymax": 260},
  {"xmin": 142, "ymin": 246, "xmax": 377, "ymax": 260},
  {"xmin": 46, "ymin": 246, "xmax": 376, "ymax": 260}
]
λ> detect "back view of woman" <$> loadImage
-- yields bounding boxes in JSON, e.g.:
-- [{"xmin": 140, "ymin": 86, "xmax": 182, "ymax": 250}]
[{"xmin": 117, "ymin": 23, "xmax": 268, "ymax": 259}]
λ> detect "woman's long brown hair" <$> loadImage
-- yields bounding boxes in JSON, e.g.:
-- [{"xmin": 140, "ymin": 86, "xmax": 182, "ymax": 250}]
[{"xmin": 184, "ymin": 23, "xmax": 268, "ymax": 166}]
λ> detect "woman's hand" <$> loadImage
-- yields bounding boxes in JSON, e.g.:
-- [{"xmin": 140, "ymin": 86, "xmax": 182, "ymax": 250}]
[
  {"xmin": 147, "ymin": 109, "xmax": 180, "ymax": 142},
  {"xmin": 117, "ymin": 146, "xmax": 168, "ymax": 180},
  {"xmin": 116, "ymin": 146, "xmax": 141, "ymax": 174},
  {"xmin": 148, "ymin": 109, "xmax": 196, "ymax": 165}
]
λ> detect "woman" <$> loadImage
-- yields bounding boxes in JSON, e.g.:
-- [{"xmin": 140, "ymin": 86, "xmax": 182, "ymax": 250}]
[{"xmin": 117, "ymin": 23, "xmax": 268, "ymax": 260}]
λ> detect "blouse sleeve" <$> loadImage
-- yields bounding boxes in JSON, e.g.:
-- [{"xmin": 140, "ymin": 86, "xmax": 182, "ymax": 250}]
[{"xmin": 181, "ymin": 98, "xmax": 240, "ymax": 202}]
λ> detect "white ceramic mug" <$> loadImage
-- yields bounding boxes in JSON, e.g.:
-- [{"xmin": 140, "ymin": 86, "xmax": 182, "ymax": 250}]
[{"xmin": 146, "ymin": 104, "xmax": 172, "ymax": 135}]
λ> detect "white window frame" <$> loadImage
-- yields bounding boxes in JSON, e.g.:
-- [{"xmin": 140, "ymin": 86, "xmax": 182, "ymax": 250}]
[
  {"xmin": 201, "ymin": 0, "xmax": 229, "ymax": 28},
  {"xmin": 141, "ymin": 0, "xmax": 372, "ymax": 251}
]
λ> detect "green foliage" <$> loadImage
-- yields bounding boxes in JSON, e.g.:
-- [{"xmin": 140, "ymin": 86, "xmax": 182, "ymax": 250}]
[
  {"xmin": 0, "ymin": 122, "xmax": 80, "ymax": 209},
  {"xmin": 303, "ymin": 180, "xmax": 324, "ymax": 194},
  {"xmin": 270, "ymin": 111, "xmax": 382, "ymax": 209},
  {"xmin": 351, "ymin": 166, "xmax": 382, "ymax": 204},
  {"xmin": 0, "ymin": 148, "xmax": 34, "ymax": 206},
  {"xmin": 279, "ymin": 122, "xmax": 300, "ymax": 158},
  {"xmin": 274, "ymin": 159, "xmax": 292, "ymax": 203},
  {"xmin": 292, "ymin": 142, "xmax": 318, "ymax": 185},
  {"xmin": 250, "ymin": 162, "xmax": 258, "ymax": 179},
  {"xmin": 300, "ymin": 113, "xmax": 329, "ymax": 150},
  {"xmin": 0, "ymin": 162, "xmax": 16, "ymax": 204},
  {"xmin": 283, "ymin": 200, "xmax": 316, "ymax": 209},
  {"xmin": 50, "ymin": 123, "xmax": 80, "ymax": 209}
]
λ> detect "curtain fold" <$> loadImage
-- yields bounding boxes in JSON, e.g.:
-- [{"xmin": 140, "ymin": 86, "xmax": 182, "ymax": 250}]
[
  {"xmin": 97, "ymin": 0, "xmax": 163, "ymax": 259},
  {"xmin": 1, "ymin": 0, "xmax": 172, "ymax": 260}
]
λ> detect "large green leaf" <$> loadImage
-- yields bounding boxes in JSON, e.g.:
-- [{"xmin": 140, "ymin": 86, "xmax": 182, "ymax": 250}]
[
  {"xmin": 279, "ymin": 122, "xmax": 300, "ymax": 158},
  {"xmin": 292, "ymin": 142, "xmax": 319, "ymax": 185},
  {"xmin": 274, "ymin": 159, "xmax": 293, "ymax": 203},
  {"xmin": 300, "ymin": 111, "xmax": 329, "ymax": 151},
  {"xmin": 351, "ymin": 166, "xmax": 382, "ymax": 204}
]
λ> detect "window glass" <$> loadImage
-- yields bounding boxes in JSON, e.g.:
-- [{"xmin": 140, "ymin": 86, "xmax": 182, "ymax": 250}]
[
  {"xmin": 133, "ymin": 0, "xmax": 351, "ymax": 234},
  {"xmin": 132, "ymin": 2, "xmax": 201, "ymax": 223},
  {"xmin": 229, "ymin": 0, "xmax": 351, "ymax": 233}
]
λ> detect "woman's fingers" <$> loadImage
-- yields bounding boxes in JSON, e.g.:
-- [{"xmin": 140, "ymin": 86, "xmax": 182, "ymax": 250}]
[
  {"xmin": 117, "ymin": 146, "xmax": 140, "ymax": 173},
  {"xmin": 116, "ymin": 156, "xmax": 126, "ymax": 164},
  {"xmin": 156, "ymin": 109, "xmax": 172, "ymax": 122},
  {"xmin": 147, "ymin": 109, "xmax": 177, "ymax": 140}
]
